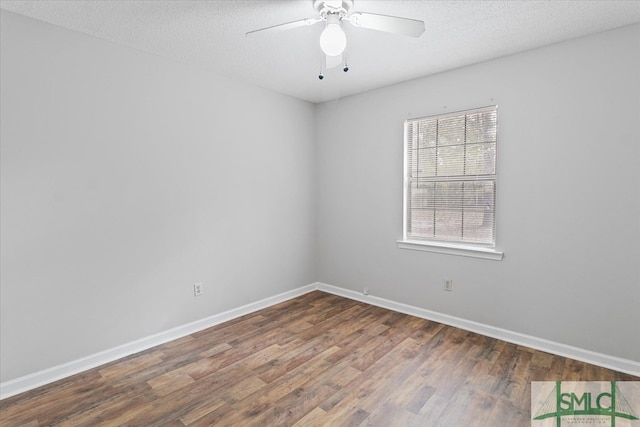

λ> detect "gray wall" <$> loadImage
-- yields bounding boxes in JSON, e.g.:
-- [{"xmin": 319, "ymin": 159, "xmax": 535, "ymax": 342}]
[
  {"xmin": 0, "ymin": 11, "xmax": 316, "ymax": 382},
  {"xmin": 315, "ymin": 24, "xmax": 640, "ymax": 362}
]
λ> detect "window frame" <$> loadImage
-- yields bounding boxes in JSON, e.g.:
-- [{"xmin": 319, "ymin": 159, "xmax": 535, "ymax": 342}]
[{"xmin": 398, "ymin": 105, "xmax": 504, "ymax": 261}]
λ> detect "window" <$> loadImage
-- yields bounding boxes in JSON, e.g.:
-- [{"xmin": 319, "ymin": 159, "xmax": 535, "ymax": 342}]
[{"xmin": 400, "ymin": 106, "xmax": 502, "ymax": 259}]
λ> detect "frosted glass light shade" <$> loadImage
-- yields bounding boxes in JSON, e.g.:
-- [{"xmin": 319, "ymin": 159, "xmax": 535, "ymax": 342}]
[{"xmin": 319, "ymin": 24, "xmax": 347, "ymax": 56}]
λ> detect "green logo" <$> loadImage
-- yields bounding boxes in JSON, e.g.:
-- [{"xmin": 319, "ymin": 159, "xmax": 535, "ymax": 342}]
[{"xmin": 532, "ymin": 381, "xmax": 639, "ymax": 427}]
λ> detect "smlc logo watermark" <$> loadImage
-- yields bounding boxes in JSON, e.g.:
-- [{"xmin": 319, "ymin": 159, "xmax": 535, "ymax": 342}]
[{"xmin": 531, "ymin": 381, "xmax": 640, "ymax": 427}]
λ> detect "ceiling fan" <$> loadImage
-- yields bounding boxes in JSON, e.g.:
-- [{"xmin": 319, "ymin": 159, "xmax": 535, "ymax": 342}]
[{"xmin": 246, "ymin": 0, "xmax": 425, "ymax": 78}]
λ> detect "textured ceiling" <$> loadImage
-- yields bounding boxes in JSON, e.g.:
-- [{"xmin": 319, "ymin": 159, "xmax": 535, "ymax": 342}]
[{"xmin": 2, "ymin": 0, "xmax": 640, "ymax": 103}]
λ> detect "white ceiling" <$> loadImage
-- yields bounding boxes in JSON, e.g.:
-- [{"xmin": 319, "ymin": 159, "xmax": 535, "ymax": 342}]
[{"xmin": 2, "ymin": 0, "xmax": 640, "ymax": 103}]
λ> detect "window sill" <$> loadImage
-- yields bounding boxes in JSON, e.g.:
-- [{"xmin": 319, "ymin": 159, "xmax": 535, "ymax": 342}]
[{"xmin": 396, "ymin": 239, "xmax": 504, "ymax": 261}]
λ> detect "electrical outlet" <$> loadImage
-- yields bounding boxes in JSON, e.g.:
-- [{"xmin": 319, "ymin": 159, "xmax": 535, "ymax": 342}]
[
  {"xmin": 193, "ymin": 282, "xmax": 203, "ymax": 296},
  {"xmin": 443, "ymin": 279, "xmax": 453, "ymax": 292}
]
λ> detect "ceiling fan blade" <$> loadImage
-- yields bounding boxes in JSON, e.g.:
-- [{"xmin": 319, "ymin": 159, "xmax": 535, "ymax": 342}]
[
  {"xmin": 246, "ymin": 17, "xmax": 322, "ymax": 37},
  {"xmin": 347, "ymin": 12, "xmax": 425, "ymax": 37},
  {"xmin": 325, "ymin": 54, "xmax": 342, "ymax": 69}
]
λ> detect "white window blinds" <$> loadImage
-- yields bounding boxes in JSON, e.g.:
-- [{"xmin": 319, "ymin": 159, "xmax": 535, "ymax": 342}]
[{"xmin": 404, "ymin": 106, "xmax": 498, "ymax": 246}]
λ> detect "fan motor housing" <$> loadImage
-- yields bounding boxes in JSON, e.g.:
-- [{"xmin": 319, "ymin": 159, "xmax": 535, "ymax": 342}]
[{"xmin": 313, "ymin": 0, "xmax": 354, "ymax": 18}]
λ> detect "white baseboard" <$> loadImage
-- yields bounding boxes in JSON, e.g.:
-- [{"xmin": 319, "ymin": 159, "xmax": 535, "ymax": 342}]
[
  {"xmin": 0, "ymin": 284, "xmax": 316, "ymax": 400},
  {"xmin": 2, "ymin": 282, "xmax": 638, "ymax": 400},
  {"xmin": 315, "ymin": 282, "xmax": 640, "ymax": 377}
]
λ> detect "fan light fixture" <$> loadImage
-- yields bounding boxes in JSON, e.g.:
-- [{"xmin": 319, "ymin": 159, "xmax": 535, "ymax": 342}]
[
  {"xmin": 319, "ymin": 15, "xmax": 346, "ymax": 57},
  {"xmin": 319, "ymin": 24, "xmax": 346, "ymax": 56}
]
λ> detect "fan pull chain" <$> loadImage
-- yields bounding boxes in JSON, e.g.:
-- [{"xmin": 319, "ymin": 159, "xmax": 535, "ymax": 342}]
[
  {"xmin": 318, "ymin": 53, "xmax": 325, "ymax": 80},
  {"xmin": 318, "ymin": 52, "xmax": 351, "ymax": 79}
]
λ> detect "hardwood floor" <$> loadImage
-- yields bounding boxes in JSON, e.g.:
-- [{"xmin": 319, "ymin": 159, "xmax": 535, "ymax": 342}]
[{"xmin": 1, "ymin": 291, "xmax": 637, "ymax": 426}]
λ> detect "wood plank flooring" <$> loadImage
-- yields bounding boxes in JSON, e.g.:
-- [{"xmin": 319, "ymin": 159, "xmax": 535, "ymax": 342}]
[{"xmin": 1, "ymin": 291, "xmax": 637, "ymax": 426}]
